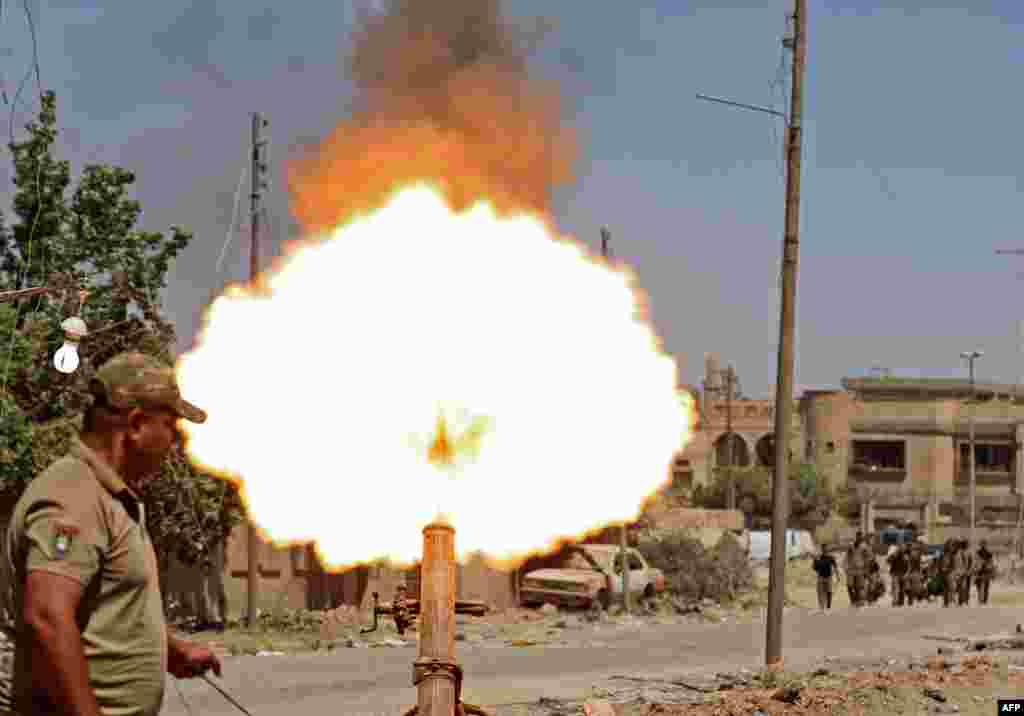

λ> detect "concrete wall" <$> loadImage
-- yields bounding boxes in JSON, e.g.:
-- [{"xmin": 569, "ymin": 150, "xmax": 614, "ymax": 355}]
[
  {"xmin": 800, "ymin": 390, "xmax": 853, "ymax": 490},
  {"xmin": 223, "ymin": 526, "xmax": 309, "ymax": 617},
  {"xmin": 907, "ymin": 434, "xmax": 955, "ymax": 496},
  {"xmin": 642, "ymin": 506, "xmax": 743, "ymax": 530}
]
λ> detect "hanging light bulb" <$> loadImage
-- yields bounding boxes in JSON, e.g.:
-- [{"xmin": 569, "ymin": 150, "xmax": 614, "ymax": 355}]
[
  {"xmin": 54, "ymin": 315, "xmax": 87, "ymax": 374},
  {"xmin": 54, "ymin": 289, "xmax": 89, "ymax": 374}
]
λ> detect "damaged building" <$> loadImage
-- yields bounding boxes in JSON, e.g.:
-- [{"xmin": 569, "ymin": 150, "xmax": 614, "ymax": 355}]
[{"xmin": 679, "ymin": 354, "xmax": 1024, "ymax": 535}]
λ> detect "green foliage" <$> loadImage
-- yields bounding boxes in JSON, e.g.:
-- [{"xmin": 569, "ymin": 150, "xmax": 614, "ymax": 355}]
[
  {"xmin": 255, "ymin": 608, "xmax": 325, "ymax": 633},
  {"xmin": 636, "ymin": 530, "xmax": 754, "ymax": 602},
  {"xmin": 144, "ymin": 448, "xmax": 244, "ymax": 567},
  {"xmin": 0, "ymin": 91, "xmax": 241, "ymax": 566},
  {"xmin": 692, "ymin": 463, "xmax": 836, "ymax": 530}
]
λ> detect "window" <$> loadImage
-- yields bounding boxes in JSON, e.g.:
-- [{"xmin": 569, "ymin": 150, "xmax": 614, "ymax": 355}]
[
  {"xmin": 959, "ymin": 443, "xmax": 1013, "ymax": 473},
  {"xmin": 851, "ymin": 440, "xmax": 905, "ymax": 470}
]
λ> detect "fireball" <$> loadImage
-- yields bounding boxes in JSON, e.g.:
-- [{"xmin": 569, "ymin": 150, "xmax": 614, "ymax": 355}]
[{"xmin": 177, "ymin": 185, "xmax": 693, "ymax": 569}]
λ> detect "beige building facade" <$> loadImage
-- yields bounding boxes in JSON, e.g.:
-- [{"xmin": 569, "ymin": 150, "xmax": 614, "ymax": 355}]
[{"xmin": 675, "ymin": 355, "xmax": 1024, "ymax": 533}]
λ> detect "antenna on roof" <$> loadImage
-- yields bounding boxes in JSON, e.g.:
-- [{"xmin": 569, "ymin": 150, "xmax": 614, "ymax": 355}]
[{"xmin": 870, "ymin": 364, "xmax": 892, "ymax": 379}]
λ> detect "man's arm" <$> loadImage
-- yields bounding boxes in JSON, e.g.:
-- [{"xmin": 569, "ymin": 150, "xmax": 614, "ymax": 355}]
[
  {"xmin": 23, "ymin": 571, "xmax": 100, "ymax": 716},
  {"xmin": 167, "ymin": 628, "xmax": 221, "ymax": 678}
]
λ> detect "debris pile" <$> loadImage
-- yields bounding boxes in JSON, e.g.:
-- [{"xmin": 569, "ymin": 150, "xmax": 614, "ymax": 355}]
[{"xmin": 572, "ymin": 655, "xmax": 1023, "ymax": 716}]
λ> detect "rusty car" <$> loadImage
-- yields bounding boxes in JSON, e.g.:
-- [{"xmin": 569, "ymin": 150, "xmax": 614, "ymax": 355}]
[{"xmin": 518, "ymin": 544, "xmax": 665, "ymax": 610}]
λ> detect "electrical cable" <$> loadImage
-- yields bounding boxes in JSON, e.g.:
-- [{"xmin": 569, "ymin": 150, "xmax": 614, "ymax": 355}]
[
  {"xmin": 0, "ymin": 0, "xmax": 47, "ymax": 418},
  {"xmin": 216, "ymin": 161, "xmax": 248, "ymax": 274},
  {"xmin": 0, "ymin": 0, "xmax": 8, "ymax": 106},
  {"xmin": 201, "ymin": 672, "xmax": 256, "ymax": 716},
  {"xmin": 172, "ymin": 677, "xmax": 196, "ymax": 716}
]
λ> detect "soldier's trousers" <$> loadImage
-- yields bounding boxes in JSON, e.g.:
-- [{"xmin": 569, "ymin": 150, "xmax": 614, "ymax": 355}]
[
  {"xmin": 816, "ymin": 577, "xmax": 833, "ymax": 609},
  {"xmin": 943, "ymin": 575, "xmax": 959, "ymax": 607},
  {"xmin": 957, "ymin": 576, "xmax": 971, "ymax": 606},
  {"xmin": 975, "ymin": 577, "xmax": 991, "ymax": 604},
  {"xmin": 393, "ymin": 609, "xmax": 411, "ymax": 635},
  {"xmin": 904, "ymin": 572, "xmax": 923, "ymax": 605},
  {"xmin": 891, "ymin": 575, "xmax": 905, "ymax": 606},
  {"xmin": 848, "ymin": 574, "xmax": 866, "ymax": 606}
]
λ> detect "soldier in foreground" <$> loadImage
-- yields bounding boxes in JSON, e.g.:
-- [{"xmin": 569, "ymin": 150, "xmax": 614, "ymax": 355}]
[
  {"xmin": 974, "ymin": 540, "xmax": 995, "ymax": 605},
  {"xmin": 0, "ymin": 353, "xmax": 221, "ymax": 716}
]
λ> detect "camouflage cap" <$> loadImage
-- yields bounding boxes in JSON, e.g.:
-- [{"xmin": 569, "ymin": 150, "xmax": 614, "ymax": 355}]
[{"xmin": 91, "ymin": 352, "xmax": 206, "ymax": 423}]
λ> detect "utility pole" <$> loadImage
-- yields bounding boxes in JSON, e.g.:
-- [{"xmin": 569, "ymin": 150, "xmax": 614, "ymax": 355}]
[
  {"xmin": 247, "ymin": 111, "xmax": 269, "ymax": 627},
  {"xmin": 960, "ymin": 350, "xmax": 983, "ymax": 548},
  {"xmin": 601, "ymin": 226, "xmax": 631, "ymax": 613},
  {"xmin": 723, "ymin": 365, "xmax": 737, "ymax": 512},
  {"xmin": 600, "ymin": 226, "xmax": 612, "ymax": 261},
  {"xmin": 765, "ymin": 0, "xmax": 807, "ymax": 671}
]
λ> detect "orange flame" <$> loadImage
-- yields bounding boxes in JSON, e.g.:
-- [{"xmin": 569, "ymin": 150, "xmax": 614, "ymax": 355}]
[{"xmin": 176, "ymin": 1, "xmax": 694, "ymax": 571}]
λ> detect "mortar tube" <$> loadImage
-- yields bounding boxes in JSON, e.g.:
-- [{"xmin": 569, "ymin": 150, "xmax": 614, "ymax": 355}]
[{"xmin": 417, "ymin": 522, "xmax": 457, "ymax": 716}]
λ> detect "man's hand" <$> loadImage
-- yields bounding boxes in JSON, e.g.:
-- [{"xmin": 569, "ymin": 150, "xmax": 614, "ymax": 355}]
[{"xmin": 168, "ymin": 640, "xmax": 222, "ymax": 679}]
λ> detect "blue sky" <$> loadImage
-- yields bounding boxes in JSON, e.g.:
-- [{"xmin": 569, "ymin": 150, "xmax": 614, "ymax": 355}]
[{"xmin": 2, "ymin": 0, "xmax": 1022, "ymax": 397}]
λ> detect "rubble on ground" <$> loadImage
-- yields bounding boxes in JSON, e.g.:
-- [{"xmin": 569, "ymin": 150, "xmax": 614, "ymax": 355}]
[{"xmin": 520, "ymin": 655, "xmax": 1022, "ymax": 716}]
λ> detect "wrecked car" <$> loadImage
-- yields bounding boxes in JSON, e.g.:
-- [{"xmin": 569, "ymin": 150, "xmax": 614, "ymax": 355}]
[{"xmin": 519, "ymin": 544, "xmax": 665, "ymax": 610}]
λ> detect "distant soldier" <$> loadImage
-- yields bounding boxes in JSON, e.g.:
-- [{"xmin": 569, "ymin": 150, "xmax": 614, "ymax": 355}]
[
  {"xmin": 866, "ymin": 550, "xmax": 885, "ymax": 604},
  {"xmin": 813, "ymin": 546, "xmax": 840, "ymax": 610},
  {"xmin": 845, "ymin": 532, "xmax": 868, "ymax": 607},
  {"xmin": 392, "ymin": 584, "xmax": 413, "ymax": 636},
  {"xmin": 957, "ymin": 539, "xmax": 973, "ymax": 606},
  {"xmin": 887, "ymin": 544, "xmax": 909, "ymax": 606},
  {"xmin": 903, "ymin": 542, "xmax": 926, "ymax": 606},
  {"xmin": 974, "ymin": 540, "xmax": 995, "ymax": 605},
  {"xmin": 940, "ymin": 539, "xmax": 962, "ymax": 607}
]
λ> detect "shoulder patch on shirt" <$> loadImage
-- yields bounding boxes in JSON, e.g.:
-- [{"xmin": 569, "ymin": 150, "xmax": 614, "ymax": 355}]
[{"xmin": 52, "ymin": 524, "xmax": 80, "ymax": 560}]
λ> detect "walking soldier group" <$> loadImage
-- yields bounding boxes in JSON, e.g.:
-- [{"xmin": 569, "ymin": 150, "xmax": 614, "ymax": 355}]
[
  {"xmin": 887, "ymin": 541, "xmax": 928, "ymax": 606},
  {"xmin": 884, "ymin": 536, "xmax": 996, "ymax": 608},
  {"xmin": 817, "ymin": 528, "xmax": 997, "ymax": 612}
]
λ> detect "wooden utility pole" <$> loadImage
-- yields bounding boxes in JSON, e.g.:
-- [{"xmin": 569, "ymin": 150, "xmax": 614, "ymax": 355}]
[
  {"xmin": 600, "ymin": 227, "xmax": 631, "ymax": 613},
  {"xmin": 765, "ymin": 0, "xmax": 806, "ymax": 671},
  {"xmin": 247, "ymin": 112, "xmax": 269, "ymax": 627},
  {"xmin": 723, "ymin": 365, "xmax": 737, "ymax": 512}
]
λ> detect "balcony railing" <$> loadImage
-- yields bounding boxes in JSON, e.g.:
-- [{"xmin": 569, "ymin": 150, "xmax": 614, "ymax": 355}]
[
  {"xmin": 848, "ymin": 465, "xmax": 907, "ymax": 483},
  {"xmin": 954, "ymin": 465, "xmax": 1013, "ymax": 486}
]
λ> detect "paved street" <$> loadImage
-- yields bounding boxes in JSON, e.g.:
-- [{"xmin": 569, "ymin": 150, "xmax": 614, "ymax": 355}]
[{"xmin": 163, "ymin": 605, "xmax": 1024, "ymax": 716}]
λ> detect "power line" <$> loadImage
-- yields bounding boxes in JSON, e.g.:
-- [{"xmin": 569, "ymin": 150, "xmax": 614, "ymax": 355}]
[
  {"xmin": 0, "ymin": 0, "xmax": 47, "ymax": 415},
  {"xmin": 215, "ymin": 160, "xmax": 248, "ymax": 274}
]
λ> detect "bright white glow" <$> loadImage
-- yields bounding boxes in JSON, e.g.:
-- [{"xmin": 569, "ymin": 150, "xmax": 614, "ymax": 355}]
[
  {"xmin": 177, "ymin": 186, "xmax": 694, "ymax": 569},
  {"xmin": 53, "ymin": 342, "xmax": 80, "ymax": 374}
]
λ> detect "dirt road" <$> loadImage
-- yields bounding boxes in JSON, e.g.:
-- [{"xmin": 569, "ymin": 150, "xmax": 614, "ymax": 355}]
[{"xmin": 163, "ymin": 605, "xmax": 1023, "ymax": 716}]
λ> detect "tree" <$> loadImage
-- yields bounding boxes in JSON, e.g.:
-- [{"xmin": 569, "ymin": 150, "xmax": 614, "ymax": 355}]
[
  {"xmin": 692, "ymin": 462, "xmax": 836, "ymax": 531},
  {"xmin": 0, "ymin": 91, "xmax": 241, "ymax": 567}
]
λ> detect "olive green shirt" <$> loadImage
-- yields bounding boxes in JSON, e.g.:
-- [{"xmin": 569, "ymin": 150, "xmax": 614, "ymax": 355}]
[{"xmin": 1, "ymin": 438, "xmax": 167, "ymax": 716}]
